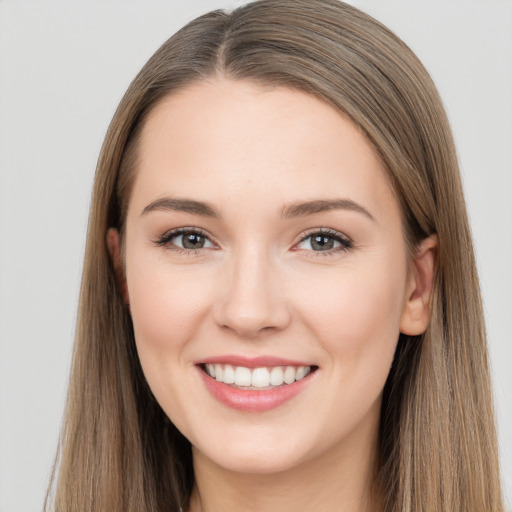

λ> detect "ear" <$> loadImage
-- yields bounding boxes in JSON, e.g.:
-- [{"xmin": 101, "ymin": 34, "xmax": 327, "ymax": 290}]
[
  {"xmin": 106, "ymin": 228, "xmax": 130, "ymax": 304},
  {"xmin": 400, "ymin": 235, "xmax": 437, "ymax": 336}
]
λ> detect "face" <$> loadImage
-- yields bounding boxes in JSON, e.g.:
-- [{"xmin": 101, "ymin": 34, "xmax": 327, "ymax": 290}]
[{"xmin": 121, "ymin": 79, "xmax": 424, "ymax": 475}]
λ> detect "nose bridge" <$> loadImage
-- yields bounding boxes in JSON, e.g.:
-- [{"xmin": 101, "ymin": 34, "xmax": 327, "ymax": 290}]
[{"xmin": 213, "ymin": 241, "xmax": 290, "ymax": 338}]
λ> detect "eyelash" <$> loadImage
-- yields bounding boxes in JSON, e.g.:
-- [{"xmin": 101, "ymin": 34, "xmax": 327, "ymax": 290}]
[
  {"xmin": 294, "ymin": 228, "xmax": 353, "ymax": 256},
  {"xmin": 153, "ymin": 227, "xmax": 214, "ymax": 256},
  {"xmin": 153, "ymin": 227, "xmax": 353, "ymax": 257}
]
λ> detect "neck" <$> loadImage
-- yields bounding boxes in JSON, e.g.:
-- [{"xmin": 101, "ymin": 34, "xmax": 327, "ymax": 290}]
[{"xmin": 188, "ymin": 417, "xmax": 382, "ymax": 512}]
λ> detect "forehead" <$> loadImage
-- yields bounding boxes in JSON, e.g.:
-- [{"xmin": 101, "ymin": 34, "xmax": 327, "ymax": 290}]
[{"xmin": 129, "ymin": 78, "xmax": 399, "ymax": 223}]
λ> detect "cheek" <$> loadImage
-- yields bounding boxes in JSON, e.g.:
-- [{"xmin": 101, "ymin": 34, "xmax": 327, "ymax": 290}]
[
  {"xmin": 283, "ymin": 257, "xmax": 407, "ymax": 448},
  {"xmin": 126, "ymin": 254, "xmax": 214, "ymax": 360},
  {"xmin": 125, "ymin": 254, "xmax": 218, "ymax": 428},
  {"xmin": 294, "ymin": 256, "xmax": 407, "ymax": 372}
]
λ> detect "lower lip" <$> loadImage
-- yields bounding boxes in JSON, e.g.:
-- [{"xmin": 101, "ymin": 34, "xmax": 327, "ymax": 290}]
[{"xmin": 198, "ymin": 367, "xmax": 315, "ymax": 412}]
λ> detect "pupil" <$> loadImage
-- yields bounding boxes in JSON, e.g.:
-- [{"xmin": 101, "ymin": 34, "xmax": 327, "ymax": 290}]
[
  {"xmin": 312, "ymin": 235, "xmax": 334, "ymax": 251},
  {"xmin": 183, "ymin": 233, "xmax": 204, "ymax": 249}
]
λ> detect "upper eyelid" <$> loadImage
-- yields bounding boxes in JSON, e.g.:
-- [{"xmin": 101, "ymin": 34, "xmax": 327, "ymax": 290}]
[
  {"xmin": 298, "ymin": 227, "xmax": 348, "ymax": 237},
  {"xmin": 162, "ymin": 226, "xmax": 210, "ymax": 238}
]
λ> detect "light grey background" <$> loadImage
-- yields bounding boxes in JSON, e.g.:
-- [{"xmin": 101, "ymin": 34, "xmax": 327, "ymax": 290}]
[{"xmin": 0, "ymin": 1, "xmax": 510, "ymax": 511}]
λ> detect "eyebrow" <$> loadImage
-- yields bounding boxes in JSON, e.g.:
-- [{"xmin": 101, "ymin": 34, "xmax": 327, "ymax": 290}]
[
  {"xmin": 281, "ymin": 199, "xmax": 375, "ymax": 222},
  {"xmin": 141, "ymin": 197, "xmax": 219, "ymax": 218},
  {"xmin": 140, "ymin": 196, "xmax": 375, "ymax": 222}
]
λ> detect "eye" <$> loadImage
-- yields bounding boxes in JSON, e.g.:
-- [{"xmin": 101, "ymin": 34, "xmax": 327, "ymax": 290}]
[
  {"xmin": 295, "ymin": 229, "xmax": 352, "ymax": 254},
  {"xmin": 154, "ymin": 228, "xmax": 215, "ymax": 252}
]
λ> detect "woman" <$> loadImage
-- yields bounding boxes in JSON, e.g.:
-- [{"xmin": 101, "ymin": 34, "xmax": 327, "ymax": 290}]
[{"xmin": 45, "ymin": 0, "xmax": 504, "ymax": 510}]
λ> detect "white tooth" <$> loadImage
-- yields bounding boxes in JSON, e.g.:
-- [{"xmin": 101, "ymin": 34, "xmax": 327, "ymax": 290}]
[
  {"xmin": 252, "ymin": 367, "xmax": 270, "ymax": 388},
  {"xmin": 206, "ymin": 364, "xmax": 215, "ymax": 377},
  {"xmin": 295, "ymin": 366, "xmax": 306, "ymax": 380},
  {"xmin": 270, "ymin": 366, "xmax": 284, "ymax": 386},
  {"xmin": 304, "ymin": 366, "xmax": 311, "ymax": 377},
  {"xmin": 214, "ymin": 364, "xmax": 223, "ymax": 381},
  {"xmin": 223, "ymin": 364, "xmax": 235, "ymax": 384},
  {"xmin": 284, "ymin": 366, "xmax": 296, "ymax": 384},
  {"xmin": 234, "ymin": 366, "xmax": 252, "ymax": 386}
]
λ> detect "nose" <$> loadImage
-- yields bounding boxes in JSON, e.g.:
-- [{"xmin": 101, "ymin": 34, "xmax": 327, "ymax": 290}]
[{"xmin": 212, "ymin": 245, "xmax": 292, "ymax": 338}]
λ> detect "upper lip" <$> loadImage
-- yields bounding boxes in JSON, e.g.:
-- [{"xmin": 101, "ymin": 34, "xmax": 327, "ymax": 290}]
[{"xmin": 195, "ymin": 355, "xmax": 315, "ymax": 368}]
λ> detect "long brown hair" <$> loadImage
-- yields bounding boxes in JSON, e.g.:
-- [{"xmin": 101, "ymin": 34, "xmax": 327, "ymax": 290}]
[{"xmin": 45, "ymin": 1, "xmax": 504, "ymax": 510}]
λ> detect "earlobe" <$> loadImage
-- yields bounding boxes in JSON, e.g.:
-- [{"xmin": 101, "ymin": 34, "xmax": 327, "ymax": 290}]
[
  {"xmin": 400, "ymin": 235, "xmax": 438, "ymax": 336},
  {"xmin": 106, "ymin": 228, "xmax": 130, "ymax": 304}
]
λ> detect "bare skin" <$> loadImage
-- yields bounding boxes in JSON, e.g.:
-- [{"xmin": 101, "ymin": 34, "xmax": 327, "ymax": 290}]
[
  {"xmin": 188, "ymin": 405, "xmax": 380, "ymax": 512},
  {"xmin": 110, "ymin": 78, "xmax": 436, "ymax": 512}
]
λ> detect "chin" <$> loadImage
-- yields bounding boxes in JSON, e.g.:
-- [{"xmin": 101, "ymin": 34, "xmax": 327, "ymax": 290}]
[
  {"xmin": 191, "ymin": 427, "xmax": 317, "ymax": 476},
  {"xmin": 200, "ymin": 447, "xmax": 306, "ymax": 475}
]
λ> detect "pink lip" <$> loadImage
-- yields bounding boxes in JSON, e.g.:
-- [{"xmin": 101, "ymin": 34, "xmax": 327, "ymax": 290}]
[
  {"xmin": 197, "ymin": 363, "xmax": 316, "ymax": 413},
  {"xmin": 195, "ymin": 354, "xmax": 312, "ymax": 368}
]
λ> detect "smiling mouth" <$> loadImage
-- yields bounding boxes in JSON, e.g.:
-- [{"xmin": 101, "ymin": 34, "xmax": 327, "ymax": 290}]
[{"xmin": 201, "ymin": 363, "xmax": 317, "ymax": 390}]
